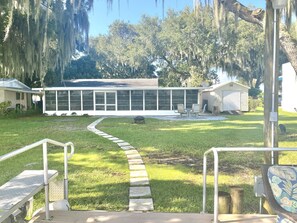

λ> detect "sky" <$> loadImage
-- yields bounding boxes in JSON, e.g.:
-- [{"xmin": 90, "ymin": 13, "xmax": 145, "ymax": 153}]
[{"xmin": 88, "ymin": 0, "xmax": 266, "ymax": 37}]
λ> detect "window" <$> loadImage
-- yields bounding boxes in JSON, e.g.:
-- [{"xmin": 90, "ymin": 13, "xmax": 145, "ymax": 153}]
[
  {"xmin": 131, "ymin": 90, "xmax": 143, "ymax": 110},
  {"xmin": 172, "ymin": 90, "xmax": 184, "ymax": 109},
  {"xmin": 21, "ymin": 93, "xmax": 24, "ymax": 100},
  {"xmin": 57, "ymin": 91, "xmax": 69, "ymax": 111},
  {"xmin": 16, "ymin": 92, "xmax": 20, "ymax": 100},
  {"xmin": 45, "ymin": 91, "xmax": 56, "ymax": 111},
  {"xmin": 186, "ymin": 90, "xmax": 198, "ymax": 108},
  {"xmin": 145, "ymin": 90, "xmax": 157, "ymax": 110},
  {"xmin": 70, "ymin": 91, "xmax": 81, "ymax": 110},
  {"xmin": 83, "ymin": 91, "xmax": 94, "ymax": 110},
  {"xmin": 117, "ymin": 90, "xmax": 130, "ymax": 111},
  {"xmin": 158, "ymin": 90, "xmax": 171, "ymax": 110}
]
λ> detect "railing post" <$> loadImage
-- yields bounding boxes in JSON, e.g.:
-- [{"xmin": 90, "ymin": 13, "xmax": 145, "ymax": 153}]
[
  {"xmin": 64, "ymin": 145, "xmax": 68, "ymax": 200},
  {"xmin": 213, "ymin": 150, "xmax": 219, "ymax": 223},
  {"xmin": 42, "ymin": 142, "xmax": 50, "ymax": 220},
  {"xmin": 202, "ymin": 153, "xmax": 208, "ymax": 213}
]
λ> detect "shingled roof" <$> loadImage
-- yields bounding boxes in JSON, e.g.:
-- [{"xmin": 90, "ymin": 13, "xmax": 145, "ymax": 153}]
[{"xmin": 0, "ymin": 78, "xmax": 37, "ymax": 93}]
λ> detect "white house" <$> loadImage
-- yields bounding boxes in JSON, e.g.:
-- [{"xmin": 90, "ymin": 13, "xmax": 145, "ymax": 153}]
[
  {"xmin": 40, "ymin": 79, "xmax": 206, "ymax": 116},
  {"xmin": 282, "ymin": 62, "xmax": 297, "ymax": 112},
  {"xmin": 202, "ymin": 81, "xmax": 249, "ymax": 113},
  {"xmin": 0, "ymin": 78, "xmax": 37, "ymax": 110}
]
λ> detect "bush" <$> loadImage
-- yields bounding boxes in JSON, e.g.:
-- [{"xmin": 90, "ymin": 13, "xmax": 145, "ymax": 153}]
[
  {"xmin": 248, "ymin": 97, "xmax": 262, "ymax": 111},
  {"xmin": 0, "ymin": 101, "xmax": 12, "ymax": 115}
]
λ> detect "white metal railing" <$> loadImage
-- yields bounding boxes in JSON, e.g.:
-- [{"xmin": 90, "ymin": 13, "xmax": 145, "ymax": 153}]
[
  {"xmin": 202, "ymin": 147, "xmax": 297, "ymax": 223},
  {"xmin": 0, "ymin": 139, "xmax": 74, "ymax": 220}
]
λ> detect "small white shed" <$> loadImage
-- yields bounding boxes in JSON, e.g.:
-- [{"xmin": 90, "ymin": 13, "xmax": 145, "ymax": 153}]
[
  {"xmin": 282, "ymin": 62, "xmax": 297, "ymax": 112},
  {"xmin": 202, "ymin": 81, "xmax": 249, "ymax": 112}
]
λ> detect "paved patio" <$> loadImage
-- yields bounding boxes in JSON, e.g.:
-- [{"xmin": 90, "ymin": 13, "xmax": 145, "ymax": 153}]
[{"xmin": 29, "ymin": 211, "xmax": 276, "ymax": 223}]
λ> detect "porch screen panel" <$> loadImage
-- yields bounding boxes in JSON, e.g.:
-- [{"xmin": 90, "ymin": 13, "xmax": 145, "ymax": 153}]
[
  {"xmin": 145, "ymin": 90, "xmax": 157, "ymax": 110},
  {"xmin": 117, "ymin": 90, "xmax": 130, "ymax": 110},
  {"xmin": 186, "ymin": 90, "xmax": 198, "ymax": 108},
  {"xmin": 172, "ymin": 90, "xmax": 184, "ymax": 110},
  {"xmin": 57, "ymin": 91, "xmax": 69, "ymax": 111},
  {"xmin": 158, "ymin": 90, "xmax": 170, "ymax": 110},
  {"xmin": 82, "ymin": 91, "xmax": 94, "ymax": 110},
  {"xmin": 106, "ymin": 92, "xmax": 116, "ymax": 111},
  {"xmin": 70, "ymin": 91, "xmax": 81, "ymax": 110},
  {"xmin": 131, "ymin": 90, "xmax": 143, "ymax": 110},
  {"xmin": 95, "ymin": 92, "xmax": 105, "ymax": 111},
  {"xmin": 45, "ymin": 91, "xmax": 56, "ymax": 111}
]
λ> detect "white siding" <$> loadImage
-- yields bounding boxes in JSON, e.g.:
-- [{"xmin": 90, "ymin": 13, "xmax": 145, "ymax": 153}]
[
  {"xmin": 282, "ymin": 63, "xmax": 297, "ymax": 112},
  {"xmin": 241, "ymin": 92, "xmax": 249, "ymax": 111},
  {"xmin": 222, "ymin": 91, "xmax": 241, "ymax": 111}
]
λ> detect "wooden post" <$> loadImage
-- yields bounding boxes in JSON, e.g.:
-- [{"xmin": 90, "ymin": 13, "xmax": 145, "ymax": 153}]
[
  {"xmin": 230, "ymin": 186, "xmax": 244, "ymax": 214},
  {"xmin": 263, "ymin": 0, "xmax": 279, "ymax": 164},
  {"xmin": 218, "ymin": 191, "xmax": 231, "ymax": 214}
]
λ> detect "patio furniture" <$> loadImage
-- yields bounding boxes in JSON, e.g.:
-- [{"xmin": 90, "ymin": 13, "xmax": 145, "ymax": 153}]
[
  {"xmin": 190, "ymin": 104, "xmax": 199, "ymax": 117},
  {"xmin": 261, "ymin": 165, "xmax": 297, "ymax": 223},
  {"xmin": 177, "ymin": 104, "xmax": 187, "ymax": 117}
]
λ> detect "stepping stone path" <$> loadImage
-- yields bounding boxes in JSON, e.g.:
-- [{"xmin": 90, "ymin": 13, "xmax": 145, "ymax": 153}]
[{"xmin": 87, "ymin": 118, "xmax": 154, "ymax": 212}]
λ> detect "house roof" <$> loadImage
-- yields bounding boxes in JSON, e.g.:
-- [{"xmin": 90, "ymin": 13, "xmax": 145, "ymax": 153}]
[
  {"xmin": 0, "ymin": 78, "xmax": 37, "ymax": 93},
  {"xmin": 203, "ymin": 81, "xmax": 250, "ymax": 92},
  {"xmin": 55, "ymin": 79, "xmax": 159, "ymax": 88}
]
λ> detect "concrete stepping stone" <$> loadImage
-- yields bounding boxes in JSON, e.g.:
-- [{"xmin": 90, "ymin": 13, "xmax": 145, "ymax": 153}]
[
  {"xmin": 113, "ymin": 140, "xmax": 125, "ymax": 143},
  {"xmin": 130, "ymin": 170, "xmax": 148, "ymax": 178},
  {"xmin": 129, "ymin": 198, "xmax": 154, "ymax": 211},
  {"xmin": 125, "ymin": 150, "xmax": 139, "ymax": 155},
  {"xmin": 129, "ymin": 186, "xmax": 151, "ymax": 198},
  {"xmin": 127, "ymin": 154, "xmax": 142, "ymax": 160},
  {"xmin": 129, "ymin": 164, "xmax": 146, "ymax": 171},
  {"xmin": 98, "ymin": 133, "xmax": 108, "ymax": 136},
  {"xmin": 118, "ymin": 142, "xmax": 130, "ymax": 146},
  {"xmin": 103, "ymin": 135, "xmax": 113, "ymax": 138},
  {"xmin": 128, "ymin": 159, "xmax": 144, "ymax": 165},
  {"xmin": 87, "ymin": 118, "xmax": 154, "ymax": 212},
  {"xmin": 121, "ymin": 145, "xmax": 135, "ymax": 150},
  {"xmin": 130, "ymin": 177, "xmax": 150, "ymax": 186}
]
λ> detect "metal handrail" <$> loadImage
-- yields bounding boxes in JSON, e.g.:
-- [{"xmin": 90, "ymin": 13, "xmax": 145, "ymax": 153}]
[
  {"xmin": 202, "ymin": 147, "xmax": 297, "ymax": 223},
  {"xmin": 0, "ymin": 138, "xmax": 74, "ymax": 220}
]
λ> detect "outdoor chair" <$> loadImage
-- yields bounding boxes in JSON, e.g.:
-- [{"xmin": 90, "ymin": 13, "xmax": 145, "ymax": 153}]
[
  {"xmin": 177, "ymin": 104, "xmax": 187, "ymax": 117},
  {"xmin": 190, "ymin": 104, "xmax": 199, "ymax": 117},
  {"xmin": 261, "ymin": 165, "xmax": 297, "ymax": 223}
]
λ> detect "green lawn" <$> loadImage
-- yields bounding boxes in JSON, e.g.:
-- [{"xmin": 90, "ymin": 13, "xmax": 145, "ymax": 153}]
[
  {"xmin": 98, "ymin": 109, "xmax": 297, "ymax": 213},
  {"xmin": 0, "ymin": 110, "xmax": 296, "ymax": 213},
  {"xmin": 0, "ymin": 116, "xmax": 129, "ymax": 210}
]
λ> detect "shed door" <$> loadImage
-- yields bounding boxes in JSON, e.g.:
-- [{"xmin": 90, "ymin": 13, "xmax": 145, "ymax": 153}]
[{"xmin": 222, "ymin": 91, "xmax": 241, "ymax": 111}]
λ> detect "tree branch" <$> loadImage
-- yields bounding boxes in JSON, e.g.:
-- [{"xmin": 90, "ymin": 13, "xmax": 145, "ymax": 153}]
[
  {"xmin": 222, "ymin": 0, "xmax": 264, "ymax": 28},
  {"xmin": 279, "ymin": 25, "xmax": 297, "ymax": 73},
  {"xmin": 222, "ymin": 0, "xmax": 297, "ymax": 73}
]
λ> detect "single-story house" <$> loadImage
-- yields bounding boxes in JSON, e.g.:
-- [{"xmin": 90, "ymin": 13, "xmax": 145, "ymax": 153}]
[
  {"xmin": 40, "ymin": 79, "xmax": 206, "ymax": 116},
  {"xmin": 202, "ymin": 81, "xmax": 249, "ymax": 113},
  {"xmin": 282, "ymin": 62, "xmax": 297, "ymax": 112},
  {"xmin": 0, "ymin": 78, "xmax": 37, "ymax": 110}
]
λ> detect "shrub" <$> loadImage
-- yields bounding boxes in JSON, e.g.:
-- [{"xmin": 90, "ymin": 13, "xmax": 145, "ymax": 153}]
[
  {"xmin": 248, "ymin": 97, "xmax": 262, "ymax": 111},
  {"xmin": 0, "ymin": 101, "xmax": 12, "ymax": 115}
]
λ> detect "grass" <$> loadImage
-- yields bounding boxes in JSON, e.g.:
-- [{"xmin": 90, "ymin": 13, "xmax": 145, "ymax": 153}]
[
  {"xmin": 98, "ymin": 109, "xmax": 297, "ymax": 213},
  {"xmin": 0, "ymin": 109, "xmax": 296, "ymax": 214},
  {"xmin": 0, "ymin": 116, "xmax": 129, "ymax": 211}
]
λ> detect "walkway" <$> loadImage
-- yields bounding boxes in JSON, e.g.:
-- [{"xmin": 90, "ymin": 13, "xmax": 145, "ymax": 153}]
[
  {"xmin": 30, "ymin": 211, "xmax": 276, "ymax": 223},
  {"xmin": 87, "ymin": 118, "xmax": 154, "ymax": 211}
]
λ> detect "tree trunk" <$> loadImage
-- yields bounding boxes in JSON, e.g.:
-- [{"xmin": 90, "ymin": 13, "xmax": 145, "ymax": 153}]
[{"xmin": 263, "ymin": 0, "xmax": 279, "ymax": 164}]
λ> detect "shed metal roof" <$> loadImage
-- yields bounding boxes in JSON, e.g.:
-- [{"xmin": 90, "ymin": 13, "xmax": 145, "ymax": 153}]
[
  {"xmin": 203, "ymin": 81, "xmax": 250, "ymax": 92},
  {"xmin": 55, "ymin": 78, "xmax": 159, "ymax": 88}
]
